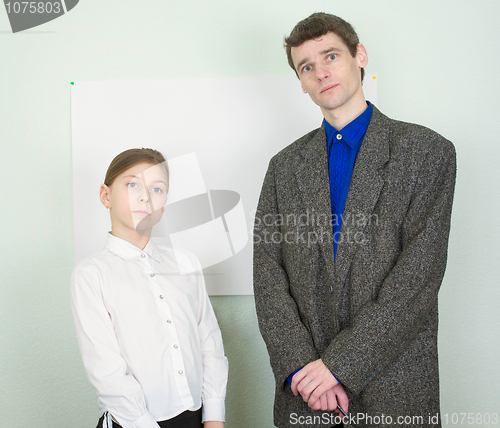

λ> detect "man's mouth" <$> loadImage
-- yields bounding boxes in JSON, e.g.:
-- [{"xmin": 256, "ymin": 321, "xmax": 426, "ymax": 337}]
[{"xmin": 320, "ymin": 84, "xmax": 338, "ymax": 94}]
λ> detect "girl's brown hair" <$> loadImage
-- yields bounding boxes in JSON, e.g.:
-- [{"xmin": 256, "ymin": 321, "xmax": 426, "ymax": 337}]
[{"xmin": 104, "ymin": 148, "xmax": 169, "ymax": 188}]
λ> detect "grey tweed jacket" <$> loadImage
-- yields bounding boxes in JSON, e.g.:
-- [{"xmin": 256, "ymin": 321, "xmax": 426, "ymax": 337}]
[{"xmin": 253, "ymin": 106, "xmax": 456, "ymax": 428}]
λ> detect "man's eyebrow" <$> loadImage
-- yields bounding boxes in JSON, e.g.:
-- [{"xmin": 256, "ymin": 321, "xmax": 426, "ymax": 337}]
[
  {"xmin": 320, "ymin": 47, "xmax": 342, "ymax": 55},
  {"xmin": 296, "ymin": 57, "xmax": 309, "ymax": 72}
]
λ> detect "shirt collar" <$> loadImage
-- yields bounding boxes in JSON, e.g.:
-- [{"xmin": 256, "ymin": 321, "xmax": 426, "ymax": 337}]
[
  {"xmin": 324, "ymin": 101, "xmax": 373, "ymax": 150},
  {"xmin": 105, "ymin": 233, "xmax": 162, "ymax": 263}
]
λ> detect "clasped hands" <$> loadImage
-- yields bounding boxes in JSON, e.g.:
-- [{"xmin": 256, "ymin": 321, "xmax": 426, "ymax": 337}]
[{"xmin": 291, "ymin": 359, "xmax": 349, "ymax": 413}]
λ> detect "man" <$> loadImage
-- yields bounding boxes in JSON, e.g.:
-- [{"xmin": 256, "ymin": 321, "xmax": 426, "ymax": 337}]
[{"xmin": 253, "ymin": 12, "xmax": 456, "ymax": 428}]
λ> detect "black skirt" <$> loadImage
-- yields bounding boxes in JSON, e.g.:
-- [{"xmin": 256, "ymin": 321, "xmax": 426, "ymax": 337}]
[{"xmin": 96, "ymin": 408, "xmax": 203, "ymax": 428}]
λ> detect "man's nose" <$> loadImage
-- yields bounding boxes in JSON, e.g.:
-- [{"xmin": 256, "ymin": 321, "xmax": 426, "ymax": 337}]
[{"xmin": 316, "ymin": 64, "xmax": 330, "ymax": 81}]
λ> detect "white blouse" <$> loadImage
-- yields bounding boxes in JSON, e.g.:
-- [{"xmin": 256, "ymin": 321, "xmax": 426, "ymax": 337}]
[{"xmin": 71, "ymin": 234, "xmax": 228, "ymax": 428}]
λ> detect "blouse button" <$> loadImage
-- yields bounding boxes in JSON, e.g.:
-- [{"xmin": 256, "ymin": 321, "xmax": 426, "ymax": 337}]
[
  {"xmin": 159, "ymin": 295, "xmax": 164, "ymax": 299},
  {"xmin": 141, "ymin": 254, "xmax": 146, "ymax": 258},
  {"xmin": 150, "ymin": 273, "xmax": 155, "ymax": 277}
]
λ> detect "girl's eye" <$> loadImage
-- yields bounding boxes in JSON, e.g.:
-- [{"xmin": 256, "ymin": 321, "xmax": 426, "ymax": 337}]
[
  {"xmin": 128, "ymin": 182, "xmax": 138, "ymax": 189},
  {"xmin": 151, "ymin": 187, "xmax": 163, "ymax": 194}
]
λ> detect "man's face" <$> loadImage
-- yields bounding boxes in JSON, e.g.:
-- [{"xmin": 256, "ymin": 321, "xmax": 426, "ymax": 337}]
[{"xmin": 291, "ymin": 32, "xmax": 368, "ymax": 122}]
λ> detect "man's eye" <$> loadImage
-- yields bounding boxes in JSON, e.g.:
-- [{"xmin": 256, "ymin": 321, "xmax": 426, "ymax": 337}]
[
  {"xmin": 328, "ymin": 54, "xmax": 336, "ymax": 61},
  {"xmin": 303, "ymin": 65, "xmax": 312, "ymax": 72}
]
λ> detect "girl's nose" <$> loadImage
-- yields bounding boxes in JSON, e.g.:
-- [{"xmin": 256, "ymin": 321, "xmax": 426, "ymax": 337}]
[{"xmin": 139, "ymin": 190, "xmax": 150, "ymax": 203}]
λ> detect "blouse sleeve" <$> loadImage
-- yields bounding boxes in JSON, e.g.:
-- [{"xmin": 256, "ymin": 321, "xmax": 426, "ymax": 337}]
[
  {"xmin": 70, "ymin": 264, "xmax": 160, "ymax": 428},
  {"xmin": 191, "ymin": 256, "xmax": 228, "ymax": 423}
]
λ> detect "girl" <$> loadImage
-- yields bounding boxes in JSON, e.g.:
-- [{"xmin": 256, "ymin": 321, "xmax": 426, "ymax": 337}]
[{"xmin": 71, "ymin": 148, "xmax": 228, "ymax": 428}]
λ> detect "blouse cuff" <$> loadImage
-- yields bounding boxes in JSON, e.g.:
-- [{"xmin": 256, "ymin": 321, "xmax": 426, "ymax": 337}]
[{"xmin": 201, "ymin": 398, "xmax": 225, "ymax": 423}]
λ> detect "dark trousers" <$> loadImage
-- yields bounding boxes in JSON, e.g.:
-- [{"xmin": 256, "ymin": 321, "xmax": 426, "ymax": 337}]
[{"xmin": 97, "ymin": 408, "xmax": 202, "ymax": 428}]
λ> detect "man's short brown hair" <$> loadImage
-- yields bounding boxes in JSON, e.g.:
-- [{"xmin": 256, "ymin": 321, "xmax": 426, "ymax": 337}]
[{"xmin": 284, "ymin": 12, "xmax": 365, "ymax": 81}]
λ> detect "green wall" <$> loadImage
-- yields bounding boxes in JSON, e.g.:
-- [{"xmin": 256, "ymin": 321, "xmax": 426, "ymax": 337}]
[{"xmin": 1, "ymin": 1, "xmax": 499, "ymax": 427}]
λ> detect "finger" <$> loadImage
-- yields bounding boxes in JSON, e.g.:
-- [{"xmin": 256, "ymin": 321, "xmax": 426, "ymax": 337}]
[
  {"xmin": 308, "ymin": 392, "xmax": 324, "ymax": 411},
  {"xmin": 296, "ymin": 372, "xmax": 316, "ymax": 401},
  {"xmin": 291, "ymin": 370, "xmax": 306, "ymax": 396},
  {"xmin": 320, "ymin": 392, "xmax": 328, "ymax": 411},
  {"xmin": 326, "ymin": 389, "xmax": 338, "ymax": 411},
  {"xmin": 305, "ymin": 379, "xmax": 332, "ymax": 407},
  {"xmin": 337, "ymin": 396, "xmax": 349, "ymax": 414},
  {"xmin": 298, "ymin": 377, "xmax": 319, "ymax": 403},
  {"xmin": 335, "ymin": 387, "xmax": 349, "ymax": 414}
]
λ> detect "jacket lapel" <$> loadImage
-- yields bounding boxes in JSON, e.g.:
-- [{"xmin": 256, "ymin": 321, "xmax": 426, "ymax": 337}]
[
  {"xmin": 334, "ymin": 106, "xmax": 390, "ymax": 287},
  {"xmin": 295, "ymin": 126, "xmax": 336, "ymax": 286}
]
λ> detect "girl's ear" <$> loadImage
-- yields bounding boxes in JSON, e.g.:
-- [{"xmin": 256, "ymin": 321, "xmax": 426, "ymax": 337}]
[{"xmin": 100, "ymin": 184, "xmax": 111, "ymax": 209}]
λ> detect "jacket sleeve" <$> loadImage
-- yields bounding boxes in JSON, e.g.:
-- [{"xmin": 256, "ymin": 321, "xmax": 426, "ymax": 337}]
[
  {"xmin": 253, "ymin": 157, "xmax": 320, "ymax": 388},
  {"xmin": 321, "ymin": 138, "xmax": 457, "ymax": 394},
  {"xmin": 71, "ymin": 265, "xmax": 160, "ymax": 428}
]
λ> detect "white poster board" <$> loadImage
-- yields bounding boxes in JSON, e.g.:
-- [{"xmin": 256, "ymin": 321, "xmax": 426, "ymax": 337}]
[{"xmin": 71, "ymin": 76, "xmax": 377, "ymax": 295}]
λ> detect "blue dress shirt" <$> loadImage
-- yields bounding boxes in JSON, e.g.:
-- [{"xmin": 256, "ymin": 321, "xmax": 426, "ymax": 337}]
[{"xmin": 325, "ymin": 101, "xmax": 373, "ymax": 259}]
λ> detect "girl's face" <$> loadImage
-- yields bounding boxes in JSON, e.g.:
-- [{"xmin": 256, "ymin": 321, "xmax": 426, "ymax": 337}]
[{"xmin": 101, "ymin": 162, "xmax": 168, "ymax": 239}]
